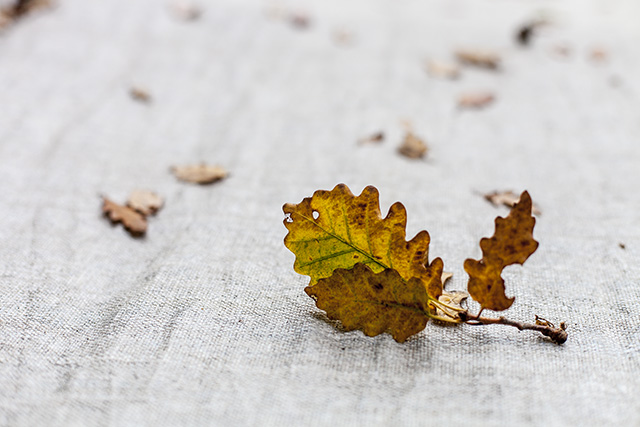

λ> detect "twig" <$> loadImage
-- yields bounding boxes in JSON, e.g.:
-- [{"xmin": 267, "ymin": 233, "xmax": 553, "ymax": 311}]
[{"xmin": 459, "ymin": 312, "xmax": 568, "ymax": 344}]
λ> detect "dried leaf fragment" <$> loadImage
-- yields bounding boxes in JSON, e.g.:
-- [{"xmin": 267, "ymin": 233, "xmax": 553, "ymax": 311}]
[
  {"xmin": 551, "ymin": 44, "xmax": 572, "ymax": 58},
  {"xmin": 515, "ymin": 19, "xmax": 548, "ymax": 46},
  {"xmin": 333, "ymin": 29, "xmax": 355, "ymax": 46},
  {"xmin": 127, "ymin": 190, "xmax": 164, "ymax": 216},
  {"xmin": 130, "ymin": 87, "xmax": 151, "ymax": 103},
  {"xmin": 283, "ymin": 183, "xmax": 444, "ymax": 298},
  {"xmin": 0, "ymin": 0, "xmax": 50, "ymax": 28},
  {"xmin": 426, "ymin": 60, "xmax": 460, "ymax": 80},
  {"xmin": 589, "ymin": 47, "xmax": 608, "ymax": 62},
  {"xmin": 289, "ymin": 13, "xmax": 310, "ymax": 29},
  {"xmin": 483, "ymin": 190, "xmax": 541, "ymax": 216},
  {"xmin": 172, "ymin": 164, "xmax": 228, "ymax": 184},
  {"xmin": 458, "ymin": 92, "xmax": 495, "ymax": 109},
  {"xmin": 306, "ymin": 263, "xmax": 432, "ymax": 342},
  {"xmin": 464, "ymin": 191, "xmax": 538, "ymax": 311},
  {"xmin": 170, "ymin": 1, "xmax": 202, "ymax": 21},
  {"xmin": 358, "ymin": 131, "xmax": 385, "ymax": 145},
  {"xmin": 102, "ymin": 197, "xmax": 147, "ymax": 236},
  {"xmin": 398, "ymin": 132, "xmax": 428, "ymax": 159},
  {"xmin": 456, "ymin": 49, "xmax": 500, "ymax": 70},
  {"xmin": 441, "ymin": 271, "xmax": 453, "ymax": 287},
  {"xmin": 435, "ymin": 290, "xmax": 468, "ymax": 321}
]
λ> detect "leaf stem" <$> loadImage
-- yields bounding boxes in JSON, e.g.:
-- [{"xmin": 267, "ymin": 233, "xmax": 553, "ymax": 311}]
[{"xmin": 459, "ymin": 312, "xmax": 568, "ymax": 344}]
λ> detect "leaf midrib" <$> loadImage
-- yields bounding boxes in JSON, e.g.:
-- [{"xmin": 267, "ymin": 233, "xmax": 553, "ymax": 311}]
[{"xmin": 294, "ymin": 211, "xmax": 389, "ymax": 271}]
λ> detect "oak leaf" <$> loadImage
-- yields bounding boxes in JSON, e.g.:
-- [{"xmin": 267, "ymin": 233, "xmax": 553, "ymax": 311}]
[
  {"xmin": 283, "ymin": 184, "xmax": 444, "ymax": 299},
  {"xmin": 464, "ymin": 191, "xmax": 538, "ymax": 311},
  {"xmin": 306, "ymin": 263, "xmax": 432, "ymax": 342},
  {"xmin": 172, "ymin": 164, "xmax": 228, "ymax": 184},
  {"xmin": 102, "ymin": 197, "xmax": 147, "ymax": 236},
  {"xmin": 127, "ymin": 190, "xmax": 164, "ymax": 216}
]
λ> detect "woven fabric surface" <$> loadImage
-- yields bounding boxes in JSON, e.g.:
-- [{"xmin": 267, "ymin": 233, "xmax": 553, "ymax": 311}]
[{"xmin": 0, "ymin": 0, "xmax": 639, "ymax": 425}]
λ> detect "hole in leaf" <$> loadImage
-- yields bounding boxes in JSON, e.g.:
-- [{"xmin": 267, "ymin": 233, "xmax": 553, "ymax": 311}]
[{"xmin": 312, "ymin": 210, "xmax": 319, "ymax": 220}]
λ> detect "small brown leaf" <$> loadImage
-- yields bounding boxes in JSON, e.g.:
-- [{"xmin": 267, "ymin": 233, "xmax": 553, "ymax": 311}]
[
  {"xmin": 306, "ymin": 263, "xmax": 432, "ymax": 342},
  {"xmin": 0, "ymin": 0, "xmax": 50, "ymax": 28},
  {"xmin": 426, "ymin": 60, "xmax": 460, "ymax": 80},
  {"xmin": 515, "ymin": 19, "xmax": 548, "ymax": 47},
  {"xmin": 102, "ymin": 197, "xmax": 147, "ymax": 236},
  {"xmin": 127, "ymin": 190, "xmax": 164, "ymax": 216},
  {"xmin": 172, "ymin": 164, "xmax": 228, "ymax": 184},
  {"xmin": 130, "ymin": 87, "xmax": 151, "ymax": 103},
  {"xmin": 590, "ymin": 47, "xmax": 608, "ymax": 62},
  {"xmin": 458, "ymin": 92, "xmax": 495, "ymax": 109},
  {"xmin": 464, "ymin": 191, "xmax": 539, "ymax": 311},
  {"xmin": 357, "ymin": 131, "xmax": 385, "ymax": 145},
  {"xmin": 483, "ymin": 190, "xmax": 541, "ymax": 216},
  {"xmin": 398, "ymin": 132, "xmax": 428, "ymax": 159},
  {"xmin": 333, "ymin": 29, "xmax": 355, "ymax": 46},
  {"xmin": 170, "ymin": 1, "xmax": 202, "ymax": 21},
  {"xmin": 455, "ymin": 49, "xmax": 500, "ymax": 70},
  {"xmin": 551, "ymin": 44, "xmax": 572, "ymax": 58},
  {"xmin": 289, "ymin": 13, "xmax": 310, "ymax": 29}
]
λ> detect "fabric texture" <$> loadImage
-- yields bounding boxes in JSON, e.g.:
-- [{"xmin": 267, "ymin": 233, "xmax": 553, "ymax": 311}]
[{"xmin": 0, "ymin": 0, "xmax": 639, "ymax": 425}]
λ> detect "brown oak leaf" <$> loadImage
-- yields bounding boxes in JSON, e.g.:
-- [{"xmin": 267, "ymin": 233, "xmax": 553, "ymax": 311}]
[
  {"xmin": 172, "ymin": 164, "xmax": 228, "ymax": 184},
  {"xmin": 127, "ymin": 190, "xmax": 164, "ymax": 216},
  {"xmin": 398, "ymin": 132, "xmax": 428, "ymax": 159},
  {"xmin": 464, "ymin": 191, "xmax": 538, "ymax": 311},
  {"xmin": 102, "ymin": 197, "xmax": 147, "ymax": 236}
]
